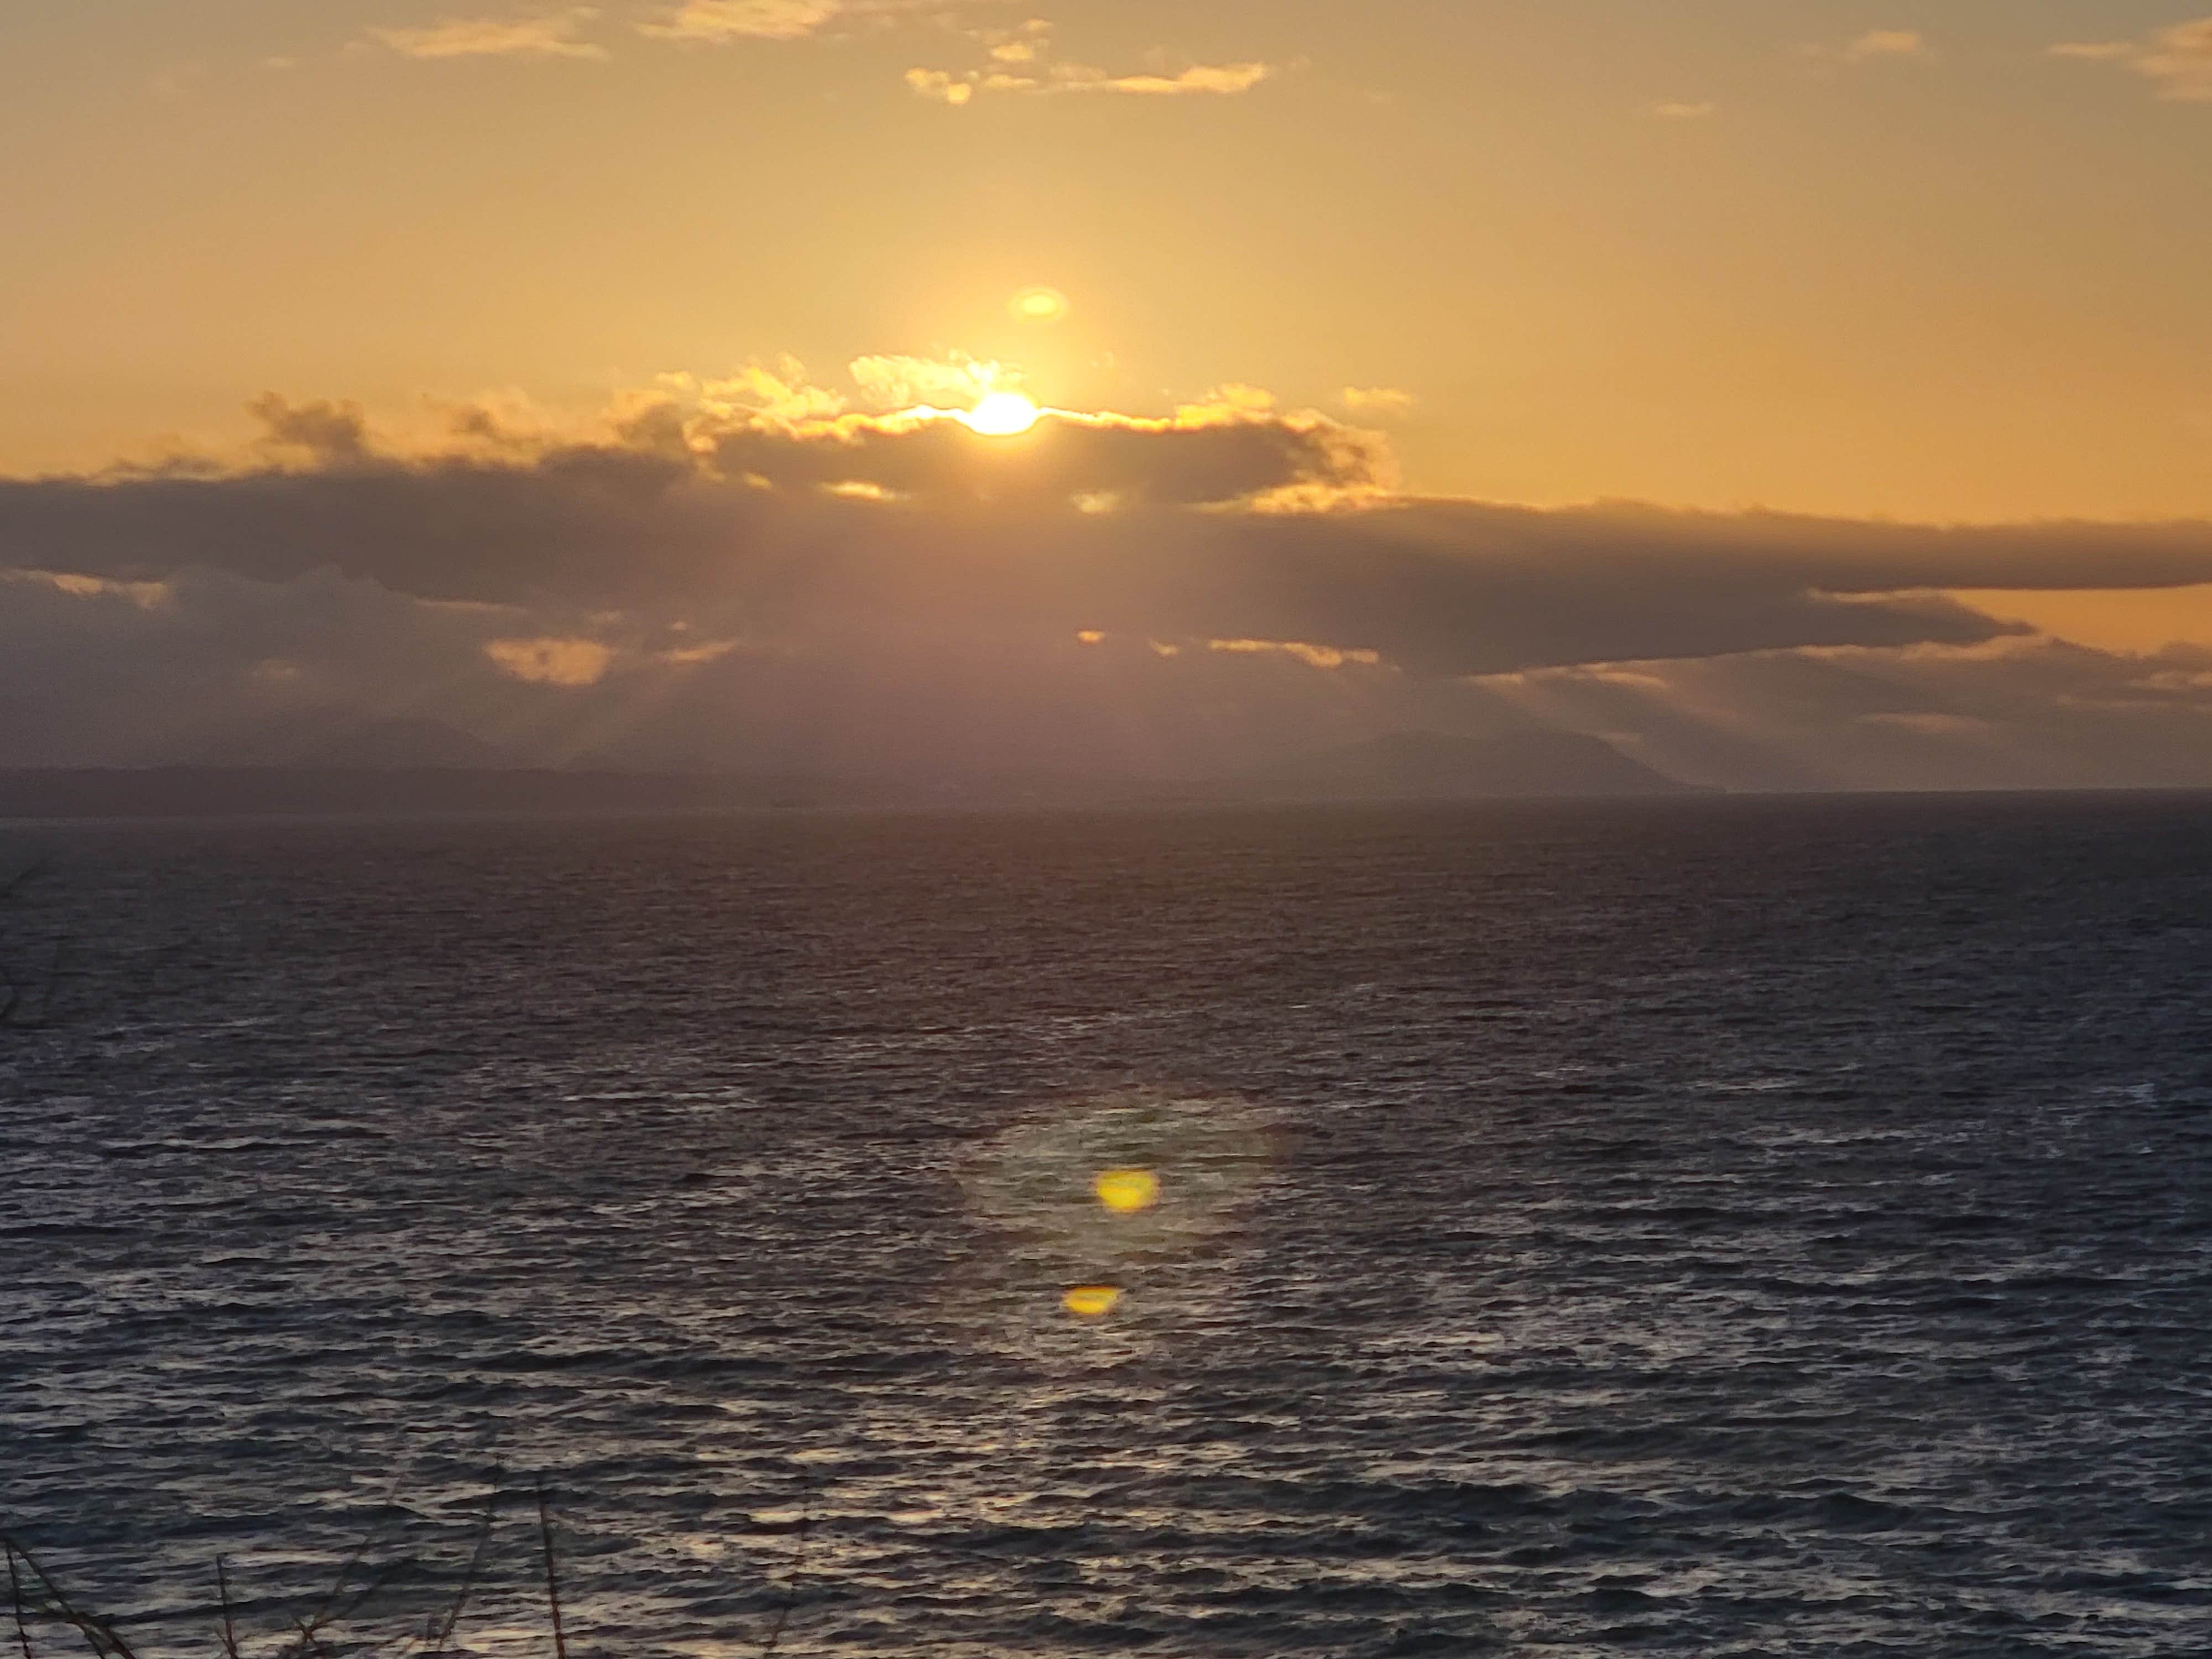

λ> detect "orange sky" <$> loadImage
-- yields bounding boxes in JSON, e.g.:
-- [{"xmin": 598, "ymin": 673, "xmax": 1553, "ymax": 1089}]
[
  {"xmin": 4, "ymin": 2, "xmax": 2208, "ymax": 518},
  {"xmin": 3, "ymin": 2, "xmax": 2211, "ymax": 785}
]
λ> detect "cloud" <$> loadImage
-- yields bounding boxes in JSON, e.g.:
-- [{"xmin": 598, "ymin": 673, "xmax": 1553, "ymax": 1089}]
[
  {"xmin": 905, "ymin": 20, "xmax": 1274, "ymax": 103},
  {"xmin": 17, "ymin": 385, "xmax": 2212, "ymax": 671},
  {"xmin": 660, "ymin": 375, "xmax": 1393, "ymax": 507},
  {"xmin": 1858, "ymin": 709, "xmax": 1988, "ymax": 737},
  {"xmin": 1208, "ymin": 638, "xmax": 1383, "ymax": 670},
  {"xmin": 1340, "ymin": 387, "xmax": 1417, "ymax": 419},
  {"xmin": 1843, "ymin": 29, "xmax": 1933, "ymax": 62},
  {"xmin": 1799, "ymin": 28, "xmax": 1933, "ymax": 69},
  {"xmin": 1062, "ymin": 62, "xmax": 1273, "ymax": 97},
  {"xmin": 1650, "ymin": 100, "xmax": 1717, "ymax": 119},
  {"xmin": 909, "ymin": 59, "xmax": 1276, "ymax": 102},
  {"xmin": 1479, "ymin": 637, "xmax": 2212, "ymax": 792},
  {"xmin": 686, "ymin": 358, "xmax": 848, "ymax": 425},
  {"xmin": 367, "ymin": 8, "xmax": 607, "ymax": 60},
  {"xmin": 847, "ymin": 352, "xmax": 1005, "ymax": 408},
  {"xmin": 484, "ymin": 635, "xmax": 614, "ymax": 685},
  {"xmin": 0, "ymin": 564, "xmax": 527, "ymax": 768},
  {"xmin": 248, "ymin": 394, "xmax": 375, "ymax": 464},
  {"xmin": 639, "ymin": 0, "xmax": 846, "ymax": 42},
  {"xmin": 2052, "ymin": 17, "xmax": 2212, "ymax": 101},
  {"xmin": 905, "ymin": 67, "xmax": 973, "ymax": 104},
  {"xmin": 11, "ymin": 378, "xmax": 2212, "ymax": 784},
  {"xmin": 7, "ymin": 568, "xmax": 171, "ymax": 611},
  {"xmin": 7, "ymin": 556, "xmax": 2212, "ymax": 789},
  {"xmin": 640, "ymin": 0, "xmax": 966, "ymax": 45}
]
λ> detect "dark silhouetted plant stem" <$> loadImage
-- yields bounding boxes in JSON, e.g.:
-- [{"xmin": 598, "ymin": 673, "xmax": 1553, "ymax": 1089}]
[
  {"xmin": 0, "ymin": 1535, "xmax": 138, "ymax": 1659},
  {"xmin": 422, "ymin": 1469, "xmax": 503, "ymax": 1659},
  {"xmin": 758, "ymin": 1474, "xmax": 815, "ymax": 1659},
  {"xmin": 534, "ymin": 1480, "xmax": 566, "ymax": 1659},
  {"xmin": 214, "ymin": 1557, "xmax": 238, "ymax": 1659},
  {"xmin": 8, "ymin": 1545, "xmax": 34, "ymax": 1659}
]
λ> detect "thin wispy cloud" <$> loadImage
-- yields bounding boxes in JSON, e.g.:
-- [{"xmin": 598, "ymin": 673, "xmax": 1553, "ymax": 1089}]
[
  {"xmin": 1843, "ymin": 29, "xmax": 1933, "ymax": 63},
  {"xmin": 1649, "ymin": 100, "xmax": 1717, "ymax": 119},
  {"xmin": 2052, "ymin": 17, "xmax": 2212, "ymax": 102},
  {"xmin": 1066, "ymin": 62, "xmax": 1273, "ymax": 96},
  {"xmin": 368, "ymin": 7, "xmax": 608, "ymax": 59},
  {"xmin": 1798, "ymin": 28, "xmax": 1933, "ymax": 69},
  {"xmin": 909, "ymin": 61, "xmax": 1275, "ymax": 102},
  {"xmin": 905, "ymin": 20, "xmax": 1274, "ymax": 103},
  {"xmin": 906, "ymin": 68, "xmax": 977, "ymax": 104},
  {"xmin": 1208, "ymin": 638, "xmax": 1381, "ymax": 670},
  {"xmin": 1339, "ymin": 387, "xmax": 1417, "ymax": 419},
  {"xmin": 638, "ymin": 0, "xmax": 846, "ymax": 43},
  {"xmin": 484, "ymin": 635, "xmax": 614, "ymax": 684}
]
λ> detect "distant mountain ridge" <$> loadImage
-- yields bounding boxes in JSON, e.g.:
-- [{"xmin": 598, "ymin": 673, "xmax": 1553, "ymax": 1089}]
[
  {"xmin": 0, "ymin": 731, "xmax": 1707, "ymax": 818},
  {"xmin": 1218, "ymin": 729, "xmax": 1707, "ymax": 801},
  {"xmin": 0, "ymin": 769, "xmax": 813, "ymax": 820},
  {"xmin": 194, "ymin": 715, "xmax": 513, "ymax": 770}
]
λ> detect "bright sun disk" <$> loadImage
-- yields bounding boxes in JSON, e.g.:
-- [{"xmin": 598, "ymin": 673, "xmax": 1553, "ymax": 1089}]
[{"xmin": 963, "ymin": 391, "xmax": 1040, "ymax": 436}]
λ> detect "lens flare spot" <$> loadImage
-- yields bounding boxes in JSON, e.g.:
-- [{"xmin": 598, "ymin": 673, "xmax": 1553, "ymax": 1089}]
[
  {"xmin": 961, "ymin": 391, "xmax": 1040, "ymax": 436},
  {"xmin": 1063, "ymin": 1284, "xmax": 1123, "ymax": 1317},
  {"xmin": 1011, "ymin": 286, "xmax": 1069, "ymax": 323},
  {"xmin": 1094, "ymin": 1167, "xmax": 1161, "ymax": 1213}
]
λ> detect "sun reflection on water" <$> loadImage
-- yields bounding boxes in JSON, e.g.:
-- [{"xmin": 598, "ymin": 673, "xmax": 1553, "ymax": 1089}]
[
  {"xmin": 1093, "ymin": 1167, "xmax": 1161, "ymax": 1213},
  {"xmin": 961, "ymin": 1087, "xmax": 1275, "ymax": 1340}
]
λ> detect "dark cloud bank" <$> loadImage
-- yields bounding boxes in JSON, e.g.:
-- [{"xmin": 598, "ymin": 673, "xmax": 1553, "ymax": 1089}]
[{"xmin": 4, "ymin": 400, "xmax": 2212, "ymax": 791}]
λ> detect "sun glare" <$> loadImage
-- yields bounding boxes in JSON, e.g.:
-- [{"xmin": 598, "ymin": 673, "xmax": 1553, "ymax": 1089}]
[
  {"xmin": 1063, "ymin": 1285, "xmax": 1123, "ymax": 1317},
  {"xmin": 963, "ymin": 391, "xmax": 1040, "ymax": 436},
  {"xmin": 1095, "ymin": 1168, "xmax": 1161, "ymax": 1213},
  {"xmin": 1011, "ymin": 286, "xmax": 1070, "ymax": 323}
]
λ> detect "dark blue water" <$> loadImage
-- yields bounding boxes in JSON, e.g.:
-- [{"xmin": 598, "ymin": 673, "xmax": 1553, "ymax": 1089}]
[{"xmin": 3, "ymin": 796, "xmax": 2210, "ymax": 1657}]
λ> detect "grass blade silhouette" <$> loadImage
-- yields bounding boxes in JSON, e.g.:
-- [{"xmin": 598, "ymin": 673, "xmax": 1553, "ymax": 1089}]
[
  {"xmin": 8, "ymin": 1545, "xmax": 34, "ymax": 1659},
  {"xmin": 420, "ymin": 1472, "xmax": 503, "ymax": 1659},
  {"xmin": 214, "ymin": 1557, "xmax": 238, "ymax": 1659},
  {"xmin": 757, "ymin": 1474, "xmax": 815, "ymax": 1659},
  {"xmin": 534, "ymin": 1480, "xmax": 566, "ymax": 1659},
  {"xmin": 0, "ymin": 1535, "xmax": 139, "ymax": 1659}
]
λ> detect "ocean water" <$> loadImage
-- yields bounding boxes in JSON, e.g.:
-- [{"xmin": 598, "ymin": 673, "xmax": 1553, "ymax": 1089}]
[{"xmin": 2, "ymin": 795, "xmax": 2210, "ymax": 1658}]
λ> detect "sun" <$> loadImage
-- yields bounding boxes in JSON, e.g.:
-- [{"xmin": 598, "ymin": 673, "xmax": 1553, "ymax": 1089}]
[{"xmin": 962, "ymin": 391, "xmax": 1040, "ymax": 437}]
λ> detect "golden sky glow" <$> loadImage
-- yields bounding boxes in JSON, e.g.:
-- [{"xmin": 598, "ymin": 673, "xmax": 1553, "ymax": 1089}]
[
  {"xmin": 1947, "ymin": 586, "xmax": 2212, "ymax": 655},
  {"xmin": 4, "ymin": 1, "xmax": 2206, "ymax": 523},
  {"xmin": 4, "ymin": 3, "xmax": 2212, "ymax": 787}
]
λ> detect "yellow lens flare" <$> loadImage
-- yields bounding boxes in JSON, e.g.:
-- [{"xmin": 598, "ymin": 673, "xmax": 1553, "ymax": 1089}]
[
  {"xmin": 1094, "ymin": 1167, "xmax": 1160, "ymax": 1213},
  {"xmin": 961, "ymin": 390, "xmax": 1040, "ymax": 436},
  {"xmin": 1010, "ymin": 286, "xmax": 1069, "ymax": 323},
  {"xmin": 1063, "ymin": 1284, "xmax": 1123, "ymax": 1317}
]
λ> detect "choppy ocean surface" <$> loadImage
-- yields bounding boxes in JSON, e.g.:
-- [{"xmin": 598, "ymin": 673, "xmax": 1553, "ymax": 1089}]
[{"xmin": 3, "ymin": 795, "xmax": 2210, "ymax": 1658}]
